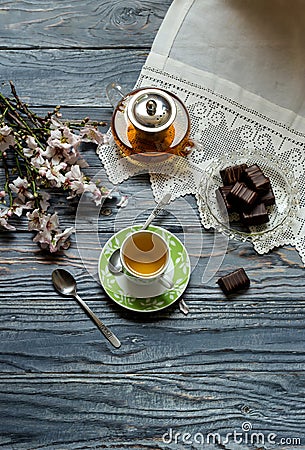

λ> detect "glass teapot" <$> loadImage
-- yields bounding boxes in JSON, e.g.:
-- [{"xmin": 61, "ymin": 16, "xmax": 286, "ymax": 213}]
[{"xmin": 106, "ymin": 82, "xmax": 194, "ymax": 163}]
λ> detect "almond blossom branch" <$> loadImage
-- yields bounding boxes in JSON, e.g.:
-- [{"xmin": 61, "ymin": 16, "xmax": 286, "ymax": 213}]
[{"xmin": 0, "ymin": 82, "xmax": 117, "ymax": 252}]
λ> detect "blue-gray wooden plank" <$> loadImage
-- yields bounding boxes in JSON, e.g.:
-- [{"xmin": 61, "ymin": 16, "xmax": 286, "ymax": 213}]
[
  {"xmin": 0, "ymin": 1, "xmax": 172, "ymax": 49},
  {"xmin": 0, "ymin": 1, "xmax": 305, "ymax": 449}
]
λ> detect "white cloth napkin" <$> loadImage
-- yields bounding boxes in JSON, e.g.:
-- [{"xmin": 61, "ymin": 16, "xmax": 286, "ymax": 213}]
[{"xmin": 98, "ymin": 0, "xmax": 305, "ymax": 263}]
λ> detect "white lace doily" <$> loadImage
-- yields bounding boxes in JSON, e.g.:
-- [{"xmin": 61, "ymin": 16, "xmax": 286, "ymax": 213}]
[{"xmin": 98, "ymin": 0, "xmax": 305, "ymax": 264}]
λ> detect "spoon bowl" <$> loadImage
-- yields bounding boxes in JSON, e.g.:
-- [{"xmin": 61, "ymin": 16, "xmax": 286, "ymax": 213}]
[
  {"xmin": 108, "ymin": 248, "xmax": 122, "ymax": 275},
  {"xmin": 52, "ymin": 268, "xmax": 77, "ymax": 296}
]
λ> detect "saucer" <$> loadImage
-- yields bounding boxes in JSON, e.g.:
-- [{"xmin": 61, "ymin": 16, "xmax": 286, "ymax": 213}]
[{"xmin": 98, "ymin": 225, "xmax": 191, "ymax": 312}]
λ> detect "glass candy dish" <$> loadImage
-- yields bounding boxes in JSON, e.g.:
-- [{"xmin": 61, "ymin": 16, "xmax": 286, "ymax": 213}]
[{"xmin": 198, "ymin": 148, "xmax": 299, "ymax": 242}]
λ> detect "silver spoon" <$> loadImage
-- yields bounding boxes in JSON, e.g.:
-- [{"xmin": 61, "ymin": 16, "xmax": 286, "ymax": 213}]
[
  {"xmin": 108, "ymin": 193, "xmax": 173, "ymax": 289},
  {"xmin": 108, "ymin": 248, "xmax": 122, "ymax": 275},
  {"xmin": 52, "ymin": 268, "xmax": 121, "ymax": 348}
]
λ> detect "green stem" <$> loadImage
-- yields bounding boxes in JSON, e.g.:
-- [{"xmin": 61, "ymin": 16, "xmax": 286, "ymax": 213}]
[
  {"xmin": 26, "ymin": 167, "xmax": 40, "ymax": 210},
  {"xmin": 0, "ymin": 92, "xmax": 44, "ymax": 148},
  {"xmin": 2, "ymin": 156, "xmax": 13, "ymax": 206},
  {"xmin": 13, "ymin": 137, "xmax": 38, "ymax": 173},
  {"xmin": 0, "ymin": 106, "xmax": 8, "ymax": 121},
  {"xmin": 9, "ymin": 81, "xmax": 41, "ymax": 128},
  {"xmin": 14, "ymin": 150, "xmax": 24, "ymax": 178}
]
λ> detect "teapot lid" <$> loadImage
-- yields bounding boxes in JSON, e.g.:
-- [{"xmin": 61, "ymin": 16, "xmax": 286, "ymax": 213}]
[{"xmin": 127, "ymin": 88, "xmax": 177, "ymax": 132}]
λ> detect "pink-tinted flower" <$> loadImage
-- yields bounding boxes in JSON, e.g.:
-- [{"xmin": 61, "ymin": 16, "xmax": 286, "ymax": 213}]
[
  {"xmin": 12, "ymin": 198, "xmax": 34, "ymax": 217},
  {"xmin": 27, "ymin": 136, "xmax": 39, "ymax": 150},
  {"xmin": 27, "ymin": 209, "xmax": 41, "ymax": 231},
  {"xmin": 32, "ymin": 228, "xmax": 52, "ymax": 248},
  {"xmin": 82, "ymin": 182, "xmax": 109, "ymax": 206},
  {"xmin": 27, "ymin": 209, "xmax": 46, "ymax": 231},
  {"xmin": 68, "ymin": 180, "xmax": 86, "ymax": 196},
  {"xmin": 9, "ymin": 177, "xmax": 34, "ymax": 202},
  {"xmin": 39, "ymin": 160, "xmax": 67, "ymax": 187},
  {"xmin": 23, "ymin": 136, "xmax": 39, "ymax": 158},
  {"xmin": 29, "ymin": 209, "xmax": 73, "ymax": 252},
  {"xmin": 43, "ymin": 126, "xmax": 81, "ymax": 164},
  {"xmin": 0, "ymin": 208, "xmax": 16, "ymax": 230},
  {"xmin": 31, "ymin": 153, "xmax": 45, "ymax": 169},
  {"xmin": 80, "ymin": 126, "xmax": 106, "ymax": 146},
  {"xmin": 0, "ymin": 125, "xmax": 15, "ymax": 152},
  {"xmin": 49, "ymin": 227, "xmax": 74, "ymax": 253},
  {"xmin": 39, "ymin": 191, "xmax": 50, "ymax": 212},
  {"xmin": 45, "ymin": 212, "xmax": 60, "ymax": 232},
  {"xmin": 23, "ymin": 136, "xmax": 46, "ymax": 168},
  {"xmin": 65, "ymin": 165, "xmax": 83, "ymax": 181},
  {"xmin": 65, "ymin": 165, "xmax": 87, "ymax": 196},
  {"xmin": 49, "ymin": 126, "xmax": 79, "ymax": 149},
  {"xmin": 0, "ymin": 191, "xmax": 6, "ymax": 199},
  {"xmin": 31, "ymin": 211, "xmax": 61, "ymax": 249},
  {"xmin": 27, "ymin": 209, "xmax": 59, "ymax": 232}
]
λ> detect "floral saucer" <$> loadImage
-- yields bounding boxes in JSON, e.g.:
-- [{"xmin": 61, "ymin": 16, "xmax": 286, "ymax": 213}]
[{"xmin": 98, "ymin": 225, "xmax": 191, "ymax": 312}]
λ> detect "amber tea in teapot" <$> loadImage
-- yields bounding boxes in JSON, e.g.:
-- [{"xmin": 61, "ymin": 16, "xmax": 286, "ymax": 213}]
[{"xmin": 106, "ymin": 84, "xmax": 193, "ymax": 163}]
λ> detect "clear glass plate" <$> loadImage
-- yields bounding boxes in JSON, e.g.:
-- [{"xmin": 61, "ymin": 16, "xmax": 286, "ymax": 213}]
[{"xmin": 198, "ymin": 148, "xmax": 299, "ymax": 242}]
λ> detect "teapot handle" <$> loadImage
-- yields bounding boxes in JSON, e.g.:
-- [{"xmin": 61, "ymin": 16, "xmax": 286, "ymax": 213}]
[{"xmin": 106, "ymin": 82, "xmax": 126, "ymax": 109}]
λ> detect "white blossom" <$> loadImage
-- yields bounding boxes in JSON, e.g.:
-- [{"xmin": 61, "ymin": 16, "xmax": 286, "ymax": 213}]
[{"xmin": 0, "ymin": 125, "xmax": 15, "ymax": 152}]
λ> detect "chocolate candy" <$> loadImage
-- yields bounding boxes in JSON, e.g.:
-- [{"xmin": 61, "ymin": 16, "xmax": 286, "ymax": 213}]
[
  {"xmin": 216, "ymin": 185, "xmax": 235, "ymax": 213},
  {"xmin": 243, "ymin": 164, "xmax": 270, "ymax": 192},
  {"xmin": 227, "ymin": 181, "xmax": 258, "ymax": 211},
  {"xmin": 260, "ymin": 186, "xmax": 275, "ymax": 206},
  {"xmin": 220, "ymin": 163, "xmax": 247, "ymax": 185},
  {"xmin": 241, "ymin": 202, "xmax": 269, "ymax": 226},
  {"xmin": 217, "ymin": 162, "xmax": 276, "ymax": 227},
  {"xmin": 217, "ymin": 268, "xmax": 250, "ymax": 295}
]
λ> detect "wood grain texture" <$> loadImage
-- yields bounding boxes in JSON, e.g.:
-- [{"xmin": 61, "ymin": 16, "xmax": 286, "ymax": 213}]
[
  {"xmin": 0, "ymin": 0, "xmax": 173, "ymax": 49},
  {"xmin": 1, "ymin": 1, "xmax": 305, "ymax": 449},
  {"xmin": 0, "ymin": 373, "xmax": 304, "ymax": 449},
  {"xmin": 0, "ymin": 50, "xmax": 146, "ymax": 106}
]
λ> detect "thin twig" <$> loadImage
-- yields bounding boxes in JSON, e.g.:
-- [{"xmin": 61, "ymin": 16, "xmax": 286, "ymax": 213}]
[
  {"xmin": 9, "ymin": 80, "xmax": 42, "ymax": 128},
  {"xmin": 2, "ymin": 156, "xmax": 13, "ymax": 206}
]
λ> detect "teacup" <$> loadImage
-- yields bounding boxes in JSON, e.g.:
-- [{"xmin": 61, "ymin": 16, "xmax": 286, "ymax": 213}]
[{"xmin": 120, "ymin": 230, "xmax": 170, "ymax": 285}]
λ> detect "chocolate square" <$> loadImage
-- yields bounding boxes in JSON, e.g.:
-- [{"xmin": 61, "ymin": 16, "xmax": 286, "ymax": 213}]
[
  {"xmin": 217, "ymin": 268, "xmax": 250, "ymax": 295},
  {"xmin": 241, "ymin": 202, "xmax": 269, "ymax": 226},
  {"xmin": 243, "ymin": 164, "xmax": 270, "ymax": 192},
  {"xmin": 220, "ymin": 163, "xmax": 247, "ymax": 185},
  {"xmin": 227, "ymin": 181, "xmax": 258, "ymax": 211},
  {"xmin": 260, "ymin": 186, "xmax": 275, "ymax": 206},
  {"xmin": 216, "ymin": 185, "xmax": 235, "ymax": 213}
]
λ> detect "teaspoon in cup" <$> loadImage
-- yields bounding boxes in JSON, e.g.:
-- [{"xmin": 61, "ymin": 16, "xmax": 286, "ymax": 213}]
[{"xmin": 52, "ymin": 269, "xmax": 121, "ymax": 348}]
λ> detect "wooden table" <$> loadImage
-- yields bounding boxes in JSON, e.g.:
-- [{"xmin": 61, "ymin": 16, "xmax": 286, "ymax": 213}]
[{"xmin": 0, "ymin": 2, "xmax": 304, "ymax": 449}]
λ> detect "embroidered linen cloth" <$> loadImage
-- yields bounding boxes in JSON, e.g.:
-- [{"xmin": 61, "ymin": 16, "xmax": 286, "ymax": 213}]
[{"xmin": 98, "ymin": 0, "xmax": 305, "ymax": 263}]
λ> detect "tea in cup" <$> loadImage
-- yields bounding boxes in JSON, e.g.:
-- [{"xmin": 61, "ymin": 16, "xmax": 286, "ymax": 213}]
[{"xmin": 120, "ymin": 230, "xmax": 170, "ymax": 284}]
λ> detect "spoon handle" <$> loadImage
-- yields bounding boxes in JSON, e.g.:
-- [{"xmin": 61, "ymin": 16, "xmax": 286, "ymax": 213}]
[
  {"xmin": 159, "ymin": 274, "xmax": 174, "ymax": 290},
  {"xmin": 74, "ymin": 293, "xmax": 121, "ymax": 348},
  {"xmin": 142, "ymin": 192, "xmax": 171, "ymax": 230}
]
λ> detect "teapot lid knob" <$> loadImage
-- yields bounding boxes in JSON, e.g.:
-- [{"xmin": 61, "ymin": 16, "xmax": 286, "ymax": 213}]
[
  {"xmin": 127, "ymin": 88, "xmax": 177, "ymax": 132},
  {"xmin": 146, "ymin": 99, "xmax": 157, "ymax": 116}
]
